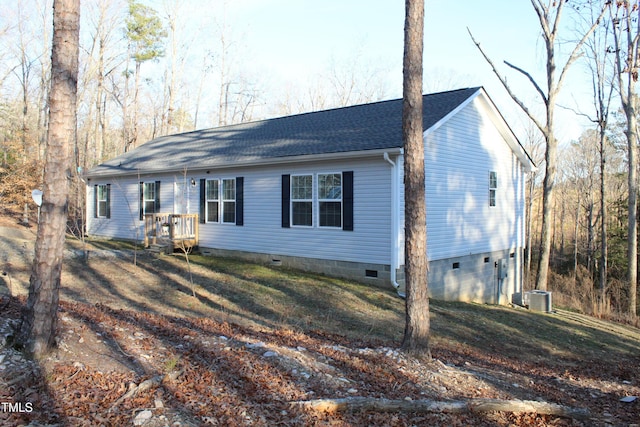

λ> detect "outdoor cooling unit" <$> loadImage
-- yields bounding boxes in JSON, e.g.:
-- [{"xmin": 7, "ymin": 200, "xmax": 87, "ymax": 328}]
[{"xmin": 527, "ymin": 290, "xmax": 552, "ymax": 313}]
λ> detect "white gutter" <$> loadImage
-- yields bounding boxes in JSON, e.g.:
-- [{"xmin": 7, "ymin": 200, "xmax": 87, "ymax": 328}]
[{"xmin": 383, "ymin": 152, "xmax": 405, "ymax": 298}]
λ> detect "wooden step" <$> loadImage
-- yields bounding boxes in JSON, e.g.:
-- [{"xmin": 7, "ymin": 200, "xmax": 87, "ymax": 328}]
[{"xmin": 147, "ymin": 243, "xmax": 171, "ymax": 255}]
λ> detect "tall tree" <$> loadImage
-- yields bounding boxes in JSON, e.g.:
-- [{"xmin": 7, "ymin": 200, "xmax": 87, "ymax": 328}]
[
  {"xmin": 469, "ymin": 0, "xmax": 607, "ymax": 291},
  {"xmin": 610, "ymin": 0, "xmax": 639, "ymax": 317},
  {"xmin": 401, "ymin": 0, "xmax": 430, "ymax": 358},
  {"xmin": 16, "ymin": 0, "xmax": 80, "ymax": 357},
  {"xmin": 581, "ymin": 6, "xmax": 616, "ymax": 307},
  {"xmin": 124, "ymin": 0, "xmax": 166, "ymax": 151}
]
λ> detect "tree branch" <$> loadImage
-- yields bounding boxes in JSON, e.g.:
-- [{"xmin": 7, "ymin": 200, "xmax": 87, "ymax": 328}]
[
  {"xmin": 291, "ymin": 397, "xmax": 591, "ymax": 420},
  {"xmin": 530, "ymin": 0, "xmax": 553, "ymax": 41},
  {"xmin": 557, "ymin": 3, "xmax": 610, "ymax": 93},
  {"xmin": 503, "ymin": 60, "xmax": 548, "ymax": 103},
  {"xmin": 467, "ymin": 28, "xmax": 546, "ymax": 134}
]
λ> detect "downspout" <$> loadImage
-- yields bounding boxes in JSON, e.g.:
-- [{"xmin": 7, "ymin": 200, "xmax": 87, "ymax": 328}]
[{"xmin": 384, "ymin": 152, "xmax": 405, "ymax": 298}]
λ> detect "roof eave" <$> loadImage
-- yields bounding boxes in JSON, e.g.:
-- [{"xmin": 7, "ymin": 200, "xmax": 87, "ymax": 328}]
[
  {"xmin": 473, "ymin": 89, "xmax": 537, "ymax": 173},
  {"xmin": 84, "ymin": 147, "xmax": 404, "ymax": 179}
]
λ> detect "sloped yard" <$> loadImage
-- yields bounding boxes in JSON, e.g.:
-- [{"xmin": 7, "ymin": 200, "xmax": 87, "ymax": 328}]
[{"xmin": 1, "ymin": 226, "xmax": 639, "ymax": 426}]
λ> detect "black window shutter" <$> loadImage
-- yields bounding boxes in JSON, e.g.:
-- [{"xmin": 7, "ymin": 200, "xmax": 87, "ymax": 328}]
[
  {"xmin": 199, "ymin": 179, "xmax": 206, "ymax": 224},
  {"xmin": 281, "ymin": 174, "xmax": 290, "ymax": 228},
  {"xmin": 235, "ymin": 177, "xmax": 244, "ymax": 226},
  {"xmin": 94, "ymin": 185, "xmax": 98, "ymax": 218},
  {"xmin": 105, "ymin": 184, "xmax": 111, "ymax": 219},
  {"xmin": 342, "ymin": 171, "xmax": 354, "ymax": 231},
  {"xmin": 155, "ymin": 181, "xmax": 161, "ymax": 212},
  {"xmin": 139, "ymin": 182, "xmax": 144, "ymax": 220}
]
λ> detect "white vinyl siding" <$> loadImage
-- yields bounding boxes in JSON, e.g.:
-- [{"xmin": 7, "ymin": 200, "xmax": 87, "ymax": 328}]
[
  {"xmin": 419, "ymin": 96, "xmax": 525, "ymax": 261},
  {"xmin": 87, "ymin": 157, "xmax": 392, "ymax": 265}
]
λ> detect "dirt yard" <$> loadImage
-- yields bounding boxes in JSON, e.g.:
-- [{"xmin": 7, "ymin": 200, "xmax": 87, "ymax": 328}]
[{"xmin": 1, "ymin": 216, "xmax": 639, "ymax": 426}]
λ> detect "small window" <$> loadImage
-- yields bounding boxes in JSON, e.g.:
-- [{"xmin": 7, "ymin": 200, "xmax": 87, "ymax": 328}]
[
  {"xmin": 205, "ymin": 179, "xmax": 220, "ymax": 222},
  {"xmin": 365, "ymin": 269, "xmax": 378, "ymax": 278},
  {"xmin": 96, "ymin": 184, "xmax": 109, "ymax": 218},
  {"xmin": 142, "ymin": 182, "xmax": 159, "ymax": 215},
  {"xmin": 291, "ymin": 175, "xmax": 313, "ymax": 226},
  {"xmin": 489, "ymin": 171, "xmax": 497, "ymax": 207},
  {"xmin": 452, "ymin": 262, "xmax": 460, "ymax": 269},
  {"xmin": 510, "ymin": 252, "xmax": 515, "ymax": 258},
  {"xmin": 484, "ymin": 257, "xmax": 490, "ymax": 263},
  {"xmin": 318, "ymin": 173, "xmax": 342, "ymax": 227},
  {"xmin": 222, "ymin": 179, "xmax": 236, "ymax": 223}
]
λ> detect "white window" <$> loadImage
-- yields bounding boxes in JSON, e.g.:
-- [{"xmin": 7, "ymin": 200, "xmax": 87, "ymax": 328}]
[
  {"xmin": 205, "ymin": 179, "xmax": 220, "ymax": 222},
  {"xmin": 222, "ymin": 178, "xmax": 236, "ymax": 223},
  {"xmin": 489, "ymin": 171, "xmax": 497, "ymax": 207},
  {"xmin": 318, "ymin": 173, "xmax": 342, "ymax": 227},
  {"xmin": 143, "ymin": 182, "xmax": 158, "ymax": 214},
  {"xmin": 291, "ymin": 175, "xmax": 313, "ymax": 226},
  {"xmin": 96, "ymin": 184, "xmax": 109, "ymax": 218}
]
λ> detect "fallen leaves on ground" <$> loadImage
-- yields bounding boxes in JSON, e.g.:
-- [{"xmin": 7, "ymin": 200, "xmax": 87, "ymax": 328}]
[{"xmin": 1, "ymin": 295, "xmax": 638, "ymax": 426}]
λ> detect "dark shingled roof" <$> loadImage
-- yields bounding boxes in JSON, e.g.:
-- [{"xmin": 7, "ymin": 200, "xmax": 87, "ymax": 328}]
[{"xmin": 86, "ymin": 87, "xmax": 481, "ymax": 177}]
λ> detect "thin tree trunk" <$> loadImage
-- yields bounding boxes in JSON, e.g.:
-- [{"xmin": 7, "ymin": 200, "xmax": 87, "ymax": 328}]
[
  {"xmin": 599, "ymin": 132, "xmax": 607, "ymax": 306},
  {"xmin": 573, "ymin": 196, "xmax": 579, "ymax": 279},
  {"xmin": 526, "ymin": 176, "xmax": 535, "ymax": 286},
  {"xmin": 587, "ymin": 199, "xmax": 595, "ymax": 274},
  {"xmin": 626, "ymin": 111, "xmax": 637, "ymax": 316},
  {"xmin": 401, "ymin": 0, "xmax": 430, "ymax": 358},
  {"xmin": 132, "ymin": 61, "xmax": 141, "ymax": 149},
  {"xmin": 16, "ymin": 0, "xmax": 80, "ymax": 358},
  {"xmin": 534, "ymin": 96, "xmax": 559, "ymax": 291}
]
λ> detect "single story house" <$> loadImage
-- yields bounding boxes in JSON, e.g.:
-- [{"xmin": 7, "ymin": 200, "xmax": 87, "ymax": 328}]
[{"xmin": 85, "ymin": 87, "xmax": 535, "ymax": 304}]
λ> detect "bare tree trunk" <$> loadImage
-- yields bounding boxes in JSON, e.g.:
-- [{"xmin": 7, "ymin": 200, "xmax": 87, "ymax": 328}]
[
  {"xmin": 132, "ymin": 60, "xmax": 140, "ymax": 149},
  {"xmin": 526, "ymin": 175, "xmax": 535, "ymax": 286},
  {"xmin": 401, "ymin": 0, "xmax": 430, "ymax": 358},
  {"xmin": 626, "ymin": 111, "xmax": 638, "ymax": 316},
  {"xmin": 123, "ymin": 45, "xmax": 131, "ymax": 153},
  {"xmin": 586, "ymin": 198, "xmax": 595, "ymax": 274},
  {"xmin": 600, "ymin": 134, "xmax": 608, "ymax": 306},
  {"xmin": 16, "ymin": 0, "xmax": 80, "ymax": 358},
  {"xmin": 611, "ymin": 2, "xmax": 639, "ymax": 318},
  {"xmin": 573, "ymin": 195, "xmax": 579, "ymax": 279}
]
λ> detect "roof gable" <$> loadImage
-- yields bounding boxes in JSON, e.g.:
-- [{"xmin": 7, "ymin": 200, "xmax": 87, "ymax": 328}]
[{"xmin": 87, "ymin": 87, "xmax": 508, "ymax": 177}]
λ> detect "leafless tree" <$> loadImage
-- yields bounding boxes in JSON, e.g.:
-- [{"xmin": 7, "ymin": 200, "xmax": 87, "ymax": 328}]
[
  {"xmin": 610, "ymin": 1, "xmax": 639, "ymax": 317},
  {"xmin": 579, "ymin": 6, "xmax": 616, "ymax": 307},
  {"xmin": 523, "ymin": 123, "xmax": 545, "ymax": 286},
  {"xmin": 469, "ymin": 0, "xmax": 607, "ymax": 291}
]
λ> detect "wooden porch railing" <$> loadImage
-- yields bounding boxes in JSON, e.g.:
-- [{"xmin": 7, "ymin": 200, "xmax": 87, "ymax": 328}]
[{"xmin": 143, "ymin": 213, "xmax": 199, "ymax": 250}]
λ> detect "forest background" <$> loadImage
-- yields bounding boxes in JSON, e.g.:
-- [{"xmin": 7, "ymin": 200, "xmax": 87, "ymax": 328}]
[{"xmin": 0, "ymin": 0, "xmax": 637, "ymax": 322}]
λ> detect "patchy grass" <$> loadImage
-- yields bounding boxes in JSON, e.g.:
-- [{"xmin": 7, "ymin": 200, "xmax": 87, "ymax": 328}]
[
  {"xmin": 430, "ymin": 301, "xmax": 640, "ymax": 365},
  {"xmin": 8, "ymin": 235, "xmax": 640, "ymax": 365}
]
